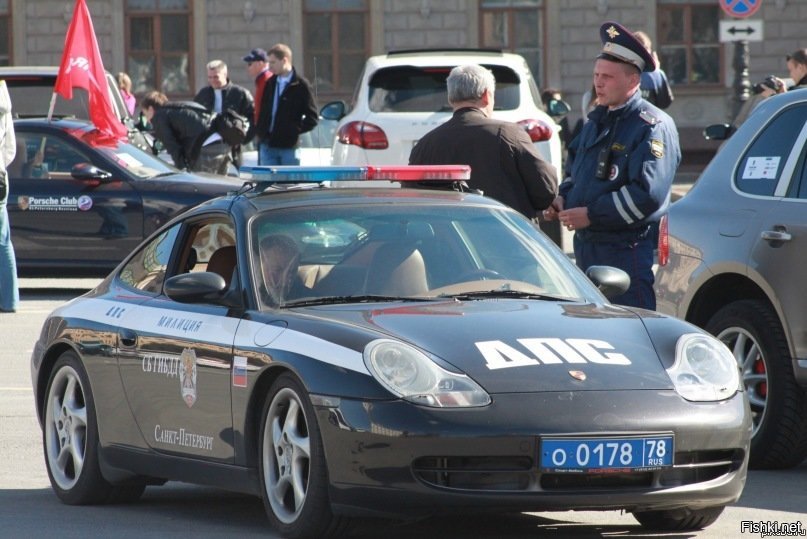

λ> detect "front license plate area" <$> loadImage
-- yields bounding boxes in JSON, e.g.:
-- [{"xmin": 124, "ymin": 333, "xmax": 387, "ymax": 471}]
[{"xmin": 540, "ymin": 435, "xmax": 673, "ymax": 473}]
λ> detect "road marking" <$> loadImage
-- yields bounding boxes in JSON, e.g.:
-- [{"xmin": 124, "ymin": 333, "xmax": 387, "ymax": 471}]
[{"xmin": 0, "ymin": 387, "xmax": 34, "ymax": 392}]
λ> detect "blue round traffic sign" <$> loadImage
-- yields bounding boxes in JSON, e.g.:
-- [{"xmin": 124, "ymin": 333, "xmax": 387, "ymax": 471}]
[{"xmin": 719, "ymin": 0, "xmax": 762, "ymax": 18}]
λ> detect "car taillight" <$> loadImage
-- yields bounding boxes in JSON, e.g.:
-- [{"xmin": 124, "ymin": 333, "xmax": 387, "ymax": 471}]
[
  {"xmin": 517, "ymin": 119, "xmax": 553, "ymax": 142},
  {"xmin": 657, "ymin": 214, "xmax": 669, "ymax": 267},
  {"xmin": 336, "ymin": 121, "xmax": 389, "ymax": 150}
]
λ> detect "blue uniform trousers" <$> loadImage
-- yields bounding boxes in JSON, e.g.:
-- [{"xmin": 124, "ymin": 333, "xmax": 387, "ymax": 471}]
[{"xmin": 573, "ymin": 233, "xmax": 655, "ymax": 310}]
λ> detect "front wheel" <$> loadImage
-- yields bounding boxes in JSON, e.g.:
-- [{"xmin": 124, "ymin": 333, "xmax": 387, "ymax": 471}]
[
  {"xmin": 633, "ymin": 506, "xmax": 724, "ymax": 531},
  {"xmin": 258, "ymin": 373, "xmax": 349, "ymax": 539},
  {"xmin": 43, "ymin": 351, "xmax": 145, "ymax": 504},
  {"xmin": 705, "ymin": 300, "xmax": 807, "ymax": 469}
]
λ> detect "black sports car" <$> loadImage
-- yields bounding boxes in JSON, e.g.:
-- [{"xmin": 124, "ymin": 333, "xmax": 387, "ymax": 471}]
[
  {"xmin": 8, "ymin": 118, "xmax": 241, "ymax": 276},
  {"xmin": 31, "ymin": 166, "xmax": 750, "ymax": 539}
]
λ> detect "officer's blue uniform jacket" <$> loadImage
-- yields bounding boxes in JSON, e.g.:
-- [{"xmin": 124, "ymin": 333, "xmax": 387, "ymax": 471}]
[{"xmin": 560, "ymin": 90, "xmax": 680, "ymax": 243}]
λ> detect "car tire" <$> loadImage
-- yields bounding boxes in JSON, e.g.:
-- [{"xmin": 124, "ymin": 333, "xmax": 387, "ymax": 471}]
[
  {"xmin": 632, "ymin": 506, "xmax": 724, "ymax": 531},
  {"xmin": 43, "ymin": 351, "xmax": 146, "ymax": 505},
  {"xmin": 706, "ymin": 300, "xmax": 807, "ymax": 469},
  {"xmin": 258, "ymin": 372, "xmax": 350, "ymax": 539}
]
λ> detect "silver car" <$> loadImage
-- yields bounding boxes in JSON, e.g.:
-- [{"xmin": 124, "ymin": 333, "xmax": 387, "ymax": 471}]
[{"xmin": 655, "ymin": 88, "xmax": 807, "ymax": 469}]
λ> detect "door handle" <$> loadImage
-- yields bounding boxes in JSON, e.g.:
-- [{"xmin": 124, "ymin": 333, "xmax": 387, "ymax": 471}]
[
  {"xmin": 119, "ymin": 328, "xmax": 137, "ymax": 348},
  {"xmin": 761, "ymin": 227, "xmax": 792, "ymax": 246}
]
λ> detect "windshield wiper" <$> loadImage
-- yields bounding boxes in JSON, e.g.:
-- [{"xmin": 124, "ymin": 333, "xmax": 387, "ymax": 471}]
[
  {"xmin": 282, "ymin": 295, "xmax": 440, "ymax": 307},
  {"xmin": 437, "ymin": 289, "xmax": 573, "ymax": 302}
]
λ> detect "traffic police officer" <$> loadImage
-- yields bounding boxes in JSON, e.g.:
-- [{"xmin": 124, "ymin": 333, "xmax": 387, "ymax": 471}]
[{"xmin": 544, "ymin": 21, "xmax": 680, "ymax": 310}]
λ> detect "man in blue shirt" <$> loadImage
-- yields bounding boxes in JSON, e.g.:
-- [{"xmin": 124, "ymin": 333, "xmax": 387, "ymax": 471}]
[{"xmin": 543, "ymin": 21, "xmax": 680, "ymax": 310}]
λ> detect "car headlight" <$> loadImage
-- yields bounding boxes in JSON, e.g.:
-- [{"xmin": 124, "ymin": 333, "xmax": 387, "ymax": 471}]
[
  {"xmin": 668, "ymin": 333, "xmax": 740, "ymax": 402},
  {"xmin": 364, "ymin": 339, "xmax": 491, "ymax": 408}
]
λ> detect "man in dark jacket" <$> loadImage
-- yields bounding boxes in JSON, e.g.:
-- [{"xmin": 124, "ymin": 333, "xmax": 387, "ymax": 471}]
[
  {"xmin": 141, "ymin": 91, "xmax": 227, "ymax": 174},
  {"xmin": 194, "ymin": 60, "xmax": 254, "ymax": 168},
  {"xmin": 255, "ymin": 44, "xmax": 318, "ymax": 166},
  {"xmin": 408, "ymin": 64, "xmax": 557, "ymax": 218}
]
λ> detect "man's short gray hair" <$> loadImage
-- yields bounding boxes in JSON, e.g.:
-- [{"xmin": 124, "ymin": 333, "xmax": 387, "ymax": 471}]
[{"xmin": 447, "ymin": 64, "xmax": 496, "ymax": 104}]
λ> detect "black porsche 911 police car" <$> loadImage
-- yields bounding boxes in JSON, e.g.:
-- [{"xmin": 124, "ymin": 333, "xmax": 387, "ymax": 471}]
[{"xmin": 31, "ymin": 166, "xmax": 750, "ymax": 539}]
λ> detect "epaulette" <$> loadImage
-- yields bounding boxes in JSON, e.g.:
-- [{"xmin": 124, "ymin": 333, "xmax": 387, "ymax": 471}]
[{"xmin": 639, "ymin": 109, "xmax": 660, "ymax": 125}]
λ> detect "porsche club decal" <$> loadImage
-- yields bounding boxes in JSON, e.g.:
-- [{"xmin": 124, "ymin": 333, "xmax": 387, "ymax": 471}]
[
  {"xmin": 476, "ymin": 338, "xmax": 631, "ymax": 370},
  {"xmin": 141, "ymin": 348, "xmax": 198, "ymax": 407},
  {"xmin": 179, "ymin": 349, "xmax": 198, "ymax": 408},
  {"xmin": 16, "ymin": 195, "xmax": 93, "ymax": 212},
  {"xmin": 154, "ymin": 424, "xmax": 213, "ymax": 451}
]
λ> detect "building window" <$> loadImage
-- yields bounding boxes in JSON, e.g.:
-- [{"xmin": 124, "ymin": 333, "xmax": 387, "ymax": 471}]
[
  {"xmin": 0, "ymin": 0, "xmax": 10, "ymax": 66},
  {"xmin": 658, "ymin": 3, "xmax": 721, "ymax": 86},
  {"xmin": 125, "ymin": 0, "xmax": 192, "ymax": 97},
  {"xmin": 480, "ymin": 0, "xmax": 544, "ymax": 85},
  {"xmin": 303, "ymin": 0, "xmax": 369, "ymax": 98}
]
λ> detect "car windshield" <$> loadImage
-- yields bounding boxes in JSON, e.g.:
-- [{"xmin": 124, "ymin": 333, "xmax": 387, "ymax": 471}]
[
  {"xmin": 6, "ymin": 74, "xmax": 127, "ymax": 120},
  {"xmin": 367, "ymin": 65, "xmax": 521, "ymax": 113},
  {"xmin": 86, "ymin": 135, "xmax": 177, "ymax": 179},
  {"xmin": 250, "ymin": 202, "xmax": 597, "ymax": 309}
]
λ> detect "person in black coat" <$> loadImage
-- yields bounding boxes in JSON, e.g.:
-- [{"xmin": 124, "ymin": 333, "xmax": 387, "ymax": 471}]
[
  {"xmin": 141, "ymin": 91, "xmax": 227, "ymax": 174},
  {"xmin": 408, "ymin": 64, "xmax": 557, "ymax": 218},
  {"xmin": 254, "ymin": 44, "xmax": 318, "ymax": 166},
  {"xmin": 194, "ymin": 60, "xmax": 254, "ymax": 169}
]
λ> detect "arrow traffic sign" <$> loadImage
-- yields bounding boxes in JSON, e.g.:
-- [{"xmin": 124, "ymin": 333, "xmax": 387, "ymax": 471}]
[{"xmin": 719, "ymin": 19, "xmax": 763, "ymax": 42}]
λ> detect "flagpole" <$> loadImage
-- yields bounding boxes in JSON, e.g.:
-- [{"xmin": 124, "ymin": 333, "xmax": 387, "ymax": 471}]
[{"xmin": 46, "ymin": 93, "xmax": 57, "ymax": 123}]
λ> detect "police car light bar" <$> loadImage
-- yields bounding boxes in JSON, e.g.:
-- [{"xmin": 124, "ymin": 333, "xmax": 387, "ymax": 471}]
[{"xmin": 240, "ymin": 165, "xmax": 471, "ymax": 184}]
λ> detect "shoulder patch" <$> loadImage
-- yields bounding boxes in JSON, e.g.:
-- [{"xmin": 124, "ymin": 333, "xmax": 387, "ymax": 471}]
[
  {"xmin": 639, "ymin": 109, "xmax": 660, "ymax": 125},
  {"xmin": 650, "ymin": 139, "xmax": 664, "ymax": 158}
]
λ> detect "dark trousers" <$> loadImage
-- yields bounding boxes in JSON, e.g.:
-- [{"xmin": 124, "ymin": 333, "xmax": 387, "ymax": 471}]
[
  {"xmin": 573, "ymin": 234, "xmax": 656, "ymax": 310},
  {"xmin": 195, "ymin": 141, "xmax": 231, "ymax": 175}
]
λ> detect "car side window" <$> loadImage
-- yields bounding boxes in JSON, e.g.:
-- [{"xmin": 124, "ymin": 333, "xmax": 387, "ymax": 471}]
[
  {"xmin": 735, "ymin": 104, "xmax": 807, "ymax": 197},
  {"xmin": 119, "ymin": 223, "xmax": 181, "ymax": 293},
  {"xmin": 7, "ymin": 133, "xmax": 90, "ymax": 180}
]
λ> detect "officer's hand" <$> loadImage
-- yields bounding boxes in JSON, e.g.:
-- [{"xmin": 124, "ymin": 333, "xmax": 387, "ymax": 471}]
[
  {"xmin": 558, "ymin": 207, "xmax": 590, "ymax": 231},
  {"xmin": 542, "ymin": 196, "xmax": 564, "ymax": 221}
]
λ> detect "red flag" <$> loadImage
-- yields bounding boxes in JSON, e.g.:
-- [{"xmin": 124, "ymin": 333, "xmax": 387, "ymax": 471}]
[{"xmin": 54, "ymin": 0, "xmax": 127, "ymax": 139}]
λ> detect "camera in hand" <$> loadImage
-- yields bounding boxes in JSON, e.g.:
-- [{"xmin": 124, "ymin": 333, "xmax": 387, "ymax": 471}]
[{"xmin": 753, "ymin": 75, "xmax": 784, "ymax": 94}]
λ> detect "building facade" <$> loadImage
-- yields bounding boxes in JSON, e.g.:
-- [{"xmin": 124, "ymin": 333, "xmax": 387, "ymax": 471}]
[{"xmin": 1, "ymin": 0, "xmax": 804, "ymax": 160}]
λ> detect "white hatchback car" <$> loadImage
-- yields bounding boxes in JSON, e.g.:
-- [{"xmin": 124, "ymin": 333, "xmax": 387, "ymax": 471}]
[{"xmin": 322, "ymin": 49, "xmax": 565, "ymax": 176}]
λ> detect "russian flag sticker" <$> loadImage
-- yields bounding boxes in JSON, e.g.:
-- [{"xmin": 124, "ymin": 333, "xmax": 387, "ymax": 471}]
[{"xmin": 232, "ymin": 355, "xmax": 248, "ymax": 388}]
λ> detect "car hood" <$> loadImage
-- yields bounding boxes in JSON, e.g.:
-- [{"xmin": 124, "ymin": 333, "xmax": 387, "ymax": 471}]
[
  {"xmin": 297, "ymin": 300, "xmax": 674, "ymax": 394},
  {"xmin": 146, "ymin": 171, "xmax": 243, "ymax": 194}
]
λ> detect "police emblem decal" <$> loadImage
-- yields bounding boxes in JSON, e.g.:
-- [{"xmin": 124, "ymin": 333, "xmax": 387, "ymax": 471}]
[
  {"xmin": 650, "ymin": 139, "xmax": 664, "ymax": 158},
  {"xmin": 606, "ymin": 25, "xmax": 620, "ymax": 39},
  {"xmin": 179, "ymin": 348, "xmax": 198, "ymax": 407}
]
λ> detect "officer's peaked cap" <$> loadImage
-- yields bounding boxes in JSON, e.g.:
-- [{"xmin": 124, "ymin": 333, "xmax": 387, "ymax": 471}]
[{"xmin": 598, "ymin": 21, "xmax": 656, "ymax": 73}]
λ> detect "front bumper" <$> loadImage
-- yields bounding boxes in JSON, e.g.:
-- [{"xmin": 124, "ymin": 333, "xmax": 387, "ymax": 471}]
[{"xmin": 316, "ymin": 390, "xmax": 750, "ymax": 518}]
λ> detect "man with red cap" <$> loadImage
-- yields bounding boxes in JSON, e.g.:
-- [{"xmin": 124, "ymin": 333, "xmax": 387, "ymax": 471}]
[{"xmin": 543, "ymin": 21, "xmax": 680, "ymax": 310}]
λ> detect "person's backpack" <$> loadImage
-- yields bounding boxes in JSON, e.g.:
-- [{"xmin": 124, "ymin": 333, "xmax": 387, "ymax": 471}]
[{"xmin": 212, "ymin": 108, "xmax": 249, "ymax": 146}]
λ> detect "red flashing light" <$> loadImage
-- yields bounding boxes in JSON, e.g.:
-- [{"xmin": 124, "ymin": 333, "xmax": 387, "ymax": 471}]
[
  {"xmin": 367, "ymin": 165, "xmax": 471, "ymax": 181},
  {"xmin": 518, "ymin": 118, "xmax": 553, "ymax": 142},
  {"xmin": 657, "ymin": 214, "xmax": 669, "ymax": 267},
  {"xmin": 337, "ymin": 121, "xmax": 389, "ymax": 149}
]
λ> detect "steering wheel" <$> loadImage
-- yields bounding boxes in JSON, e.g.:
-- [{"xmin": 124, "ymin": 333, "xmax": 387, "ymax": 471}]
[{"xmin": 458, "ymin": 269, "xmax": 503, "ymax": 281}]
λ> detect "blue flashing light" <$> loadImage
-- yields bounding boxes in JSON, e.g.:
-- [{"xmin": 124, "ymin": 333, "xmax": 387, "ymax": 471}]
[{"xmin": 240, "ymin": 166, "xmax": 368, "ymax": 183}]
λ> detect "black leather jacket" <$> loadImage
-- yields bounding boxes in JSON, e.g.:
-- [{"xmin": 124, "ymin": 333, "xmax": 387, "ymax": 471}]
[
  {"xmin": 256, "ymin": 69, "xmax": 318, "ymax": 148},
  {"xmin": 194, "ymin": 82, "xmax": 255, "ymax": 142},
  {"xmin": 151, "ymin": 101, "xmax": 211, "ymax": 170}
]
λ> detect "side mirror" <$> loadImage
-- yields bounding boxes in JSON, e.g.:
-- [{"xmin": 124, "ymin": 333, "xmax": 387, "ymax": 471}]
[
  {"xmin": 585, "ymin": 265, "xmax": 630, "ymax": 300},
  {"xmin": 703, "ymin": 123, "xmax": 735, "ymax": 141},
  {"xmin": 165, "ymin": 272, "xmax": 229, "ymax": 304},
  {"xmin": 71, "ymin": 162, "xmax": 112, "ymax": 181},
  {"xmin": 547, "ymin": 98, "xmax": 572, "ymax": 118},
  {"xmin": 320, "ymin": 101, "xmax": 347, "ymax": 121}
]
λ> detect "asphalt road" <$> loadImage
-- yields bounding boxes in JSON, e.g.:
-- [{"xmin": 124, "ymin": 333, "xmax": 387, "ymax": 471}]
[{"xmin": 2, "ymin": 279, "xmax": 805, "ymax": 539}]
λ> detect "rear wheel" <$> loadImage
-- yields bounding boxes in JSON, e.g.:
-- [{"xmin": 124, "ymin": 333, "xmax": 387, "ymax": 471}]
[
  {"xmin": 43, "ymin": 351, "xmax": 145, "ymax": 504},
  {"xmin": 258, "ymin": 373, "xmax": 350, "ymax": 538},
  {"xmin": 705, "ymin": 300, "xmax": 807, "ymax": 469},
  {"xmin": 633, "ymin": 506, "xmax": 724, "ymax": 531}
]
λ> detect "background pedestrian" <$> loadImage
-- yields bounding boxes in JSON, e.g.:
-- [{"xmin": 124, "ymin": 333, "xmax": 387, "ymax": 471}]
[{"xmin": 0, "ymin": 79, "xmax": 18, "ymax": 313}]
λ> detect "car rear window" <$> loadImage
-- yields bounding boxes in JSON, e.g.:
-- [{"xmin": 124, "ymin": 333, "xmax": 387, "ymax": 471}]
[{"xmin": 367, "ymin": 65, "xmax": 520, "ymax": 113}]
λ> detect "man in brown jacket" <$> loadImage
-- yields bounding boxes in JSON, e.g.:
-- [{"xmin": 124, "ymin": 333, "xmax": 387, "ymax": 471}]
[{"xmin": 409, "ymin": 64, "xmax": 557, "ymax": 217}]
